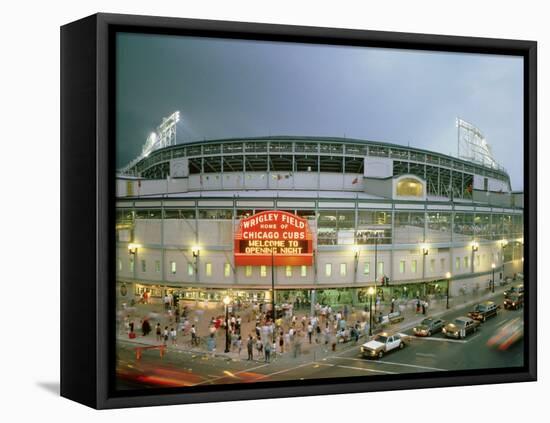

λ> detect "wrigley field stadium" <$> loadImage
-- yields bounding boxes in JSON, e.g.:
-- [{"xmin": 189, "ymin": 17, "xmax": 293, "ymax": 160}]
[{"xmin": 115, "ymin": 113, "xmax": 524, "ymax": 310}]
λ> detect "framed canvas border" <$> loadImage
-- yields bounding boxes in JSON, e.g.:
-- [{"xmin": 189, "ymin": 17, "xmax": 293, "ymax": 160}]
[{"xmin": 60, "ymin": 13, "xmax": 537, "ymax": 409}]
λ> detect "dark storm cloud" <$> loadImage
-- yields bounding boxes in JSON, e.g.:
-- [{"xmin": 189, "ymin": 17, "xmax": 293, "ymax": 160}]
[{"xmin": 116, "ymin": 33, "xmax": 523, "ymax": 189}]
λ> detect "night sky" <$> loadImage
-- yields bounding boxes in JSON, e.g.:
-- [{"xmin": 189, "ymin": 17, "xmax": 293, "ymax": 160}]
[{"xmin": 116, "ymin": 32, "xmax": 524, "ymax": 189}]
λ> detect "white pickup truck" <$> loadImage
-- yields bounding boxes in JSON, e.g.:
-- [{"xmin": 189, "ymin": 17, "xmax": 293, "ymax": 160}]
[{"xmin": 360, "ymin": 332, "xmax": 408, "ymax": 359}]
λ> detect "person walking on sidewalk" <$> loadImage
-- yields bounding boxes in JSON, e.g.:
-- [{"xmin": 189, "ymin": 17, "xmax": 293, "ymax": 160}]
[
  {"xmin": 307, "ymin": 322, "xmax": 313, "ymax": 344},
  {"xmin": 264, "ymin": 341, "xmax": 272, "ymax": 363},
  {"xmin": 156, "ymin": 323, "xmax": 162, "ymax": 342},
  {"xmin": 163, "ymin": 326, "xmax": 169, "ymax": 346},
  {"xmin": 170, "ymin": 327, "xmax": 177, "ymax": 345},
  {"xmin": 141, "ymin": 318, "xmax": 151, "ymax": 337},
  {"xmin": 247, "ymin": 335, "xmax": 254, "ymax": 360},
  {"xmin": 191, "ymin": 324, "xmax": 198, "ymax": 346},
  {"xmin": 421, "ymin": 301, "xmax": 427, "ymax": 315},
  {"xmin": 236, "ymin": 335, "xmax": 242, "ymax": 357}
]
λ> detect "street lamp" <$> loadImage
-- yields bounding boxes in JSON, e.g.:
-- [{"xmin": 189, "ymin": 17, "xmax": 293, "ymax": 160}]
[
  {"xmin": 421, "ymin": 244, "xmax": 429, "ymax": 283},
  {"xmin": 367, "ymin": 230, "xmax": 384, "ymax": 314},
  {"xmin": 191, "ymin": 245, "xmax": 200, "ymax": 281},
  {"xmin": 128, "ymin": 243, "xmax": 140, "ymax": 255},
  {"xmin": 128, "ymin": 243, "xmax": 140, "ymax": 282},
  {"xmin": 445, "ymin": 272, "xmax": 451, "ymax": 309},
  {"xmin": 367, "ymin": 286, "xmax": 375, "ymax": 337},
  {"xmin": 191, "ymin": 245, "xmax": 200, "ymax": 258},
  {"xmin": 491, "ymin": 263, "xmax": 496, "ymax": 293},
  {"xmin": 471, "ymin": 241, "xmax": 479, "ymax": 274},
  {"xmin": 223, "ymin": 295, "xmax": 231, "ymax": 353}
]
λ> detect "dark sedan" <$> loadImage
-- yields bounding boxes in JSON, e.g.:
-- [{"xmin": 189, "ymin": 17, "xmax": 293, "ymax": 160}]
[
  {"xmin": 443, "ymin": 317, "xmax": 480, "ymax": 339},
  {"xmin": 413, "ymin": 317, "xmax": 445, "ymax": 337}
]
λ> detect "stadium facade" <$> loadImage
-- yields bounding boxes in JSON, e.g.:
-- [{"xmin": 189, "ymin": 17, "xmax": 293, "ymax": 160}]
[{"xmin": 116, "ymin": 131, "xmax": 524, "ymax": 307}]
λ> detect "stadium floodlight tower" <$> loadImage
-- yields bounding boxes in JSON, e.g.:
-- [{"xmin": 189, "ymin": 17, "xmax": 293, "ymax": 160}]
[
  {"xmin": 119, "ymin": 111, "xmax": 180, "ymax": 175},
  {"xmin": 456, "ymin": 117, "xmax": 502, "ymax": 171}
]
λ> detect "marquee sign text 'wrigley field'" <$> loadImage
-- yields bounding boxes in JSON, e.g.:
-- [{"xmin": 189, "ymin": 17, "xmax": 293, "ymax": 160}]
[{"xmin": 234, "ymin": 211, "xmax": 314, "ymax": 266}]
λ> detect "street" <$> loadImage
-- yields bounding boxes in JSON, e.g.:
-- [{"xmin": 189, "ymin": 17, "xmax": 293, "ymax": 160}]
[{"xmin": 116, "ymin": 290, "xmax": 523, "ymax": 389}]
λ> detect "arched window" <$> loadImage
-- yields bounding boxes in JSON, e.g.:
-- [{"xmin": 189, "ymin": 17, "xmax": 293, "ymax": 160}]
[{"xmin": 396, "ymin": 178, "xmax": 423, "ymax": 197}]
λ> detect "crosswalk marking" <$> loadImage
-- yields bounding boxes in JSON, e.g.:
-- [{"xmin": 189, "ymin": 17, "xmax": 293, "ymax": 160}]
[{"xmin": 329, "ymin": 356, "xmax": 447, "ymax": 372}]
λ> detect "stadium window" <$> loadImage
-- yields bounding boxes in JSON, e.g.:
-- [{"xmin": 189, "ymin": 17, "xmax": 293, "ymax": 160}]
[
  {"xmin": 399, "ymin": 260, "xmax": 406, "ymax": 274},
  {"xmin": 117, "ymin": 259, "xmax": 122, "ymax": 272},
  {"xmin": 377, "ymin": 262, "xmax": 384, "ymax": 277},
  {"xmin": 340, "ymin": 263, "xmax": 347, "ymax": 277},
  {"xmin": 205, "ymin": 262, "xmax": 212, "ymax": 277},
  {"xmin": 155, "ymin": 260, "xmax": 161, "ymax": 273},
  {"xmin": 464, "ymin": 257, "xmax": 469, "ymax": 268},
  {"xmin": 440, "ymin": 258, "xmax": 446, "ymax": 270},
  {"xmin": 396, "ymin": 178, "xmax": 423, "ymax": 197},
  {"xmin": 285, "ymin": 266, "xmax": 292, "ymax": 277},
  {"xmin": 476, "ymin": 255, "xmax": 480, "ymax": 267},
  {"xmin": 260, "ymin": 265, "xmax": 267, "ymax": 277},
  {"xmin": 129, "ymin": 256, "xmax": 134, "ymax": 272},
  {"xmin": 411, "ymin": 260, "xmax": 417, "ymax": 273},
  {"xmin": 455, "ymin": 257, "xmax": 460, "ymax": 270},
  {"xmin": 429, "ymin": 259, "xmax": 435, "ymax": 273},
  {"xmin": 301, "ymin": 265, "xmax": 307, "ymax": 277},
  {"xmin": 325, "ymin": 263, "xmax": 332, "ymax": 277},
  {"xmin": 224, "ymin": 263, "xmax": 231, "ymax": 277},
  {"xmin": 187, "ymin": 263, "xmax": 194, "ymax": 276},
  {"xmin": 170, "ymin": 261, "xmax": 176, "ymax": 274},
  {"xmin": 141, "ymin": 260, "xmax": 146, "ymax": 273},
  {"xmin": 363, "ymin": 262, "xmax": 370, "ymax": 276},
  {"xmin": 245, "ymin": 265, "xmax": 252, "ymax": 277}
]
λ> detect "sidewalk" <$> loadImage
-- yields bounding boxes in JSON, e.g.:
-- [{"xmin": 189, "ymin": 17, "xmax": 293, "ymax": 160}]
[{"xmin": 116, "ymin": 284, "xmax": 510, "ymax": 365}]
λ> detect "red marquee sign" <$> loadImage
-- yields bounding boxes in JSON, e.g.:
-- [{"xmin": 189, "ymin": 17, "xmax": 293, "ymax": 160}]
[{"xmin": 234, "ymin": 210, "xmax": 313, "ymax": 266}]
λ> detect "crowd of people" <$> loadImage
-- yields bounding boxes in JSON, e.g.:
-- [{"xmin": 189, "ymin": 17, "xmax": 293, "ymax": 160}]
[{"xmin": 118, "ymin": 292, "xmax": 436, "ymax": 361}]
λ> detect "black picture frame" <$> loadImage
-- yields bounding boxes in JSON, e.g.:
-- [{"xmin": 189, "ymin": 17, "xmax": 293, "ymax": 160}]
[{"xmin": 60, "ymin": 12, "xmax": 537, "ymax": 409}]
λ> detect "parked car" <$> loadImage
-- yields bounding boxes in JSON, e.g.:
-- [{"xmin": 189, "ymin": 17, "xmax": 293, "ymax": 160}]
[
  {"xmin": 360, "ymin": 332, "xmax": 408, "ymax": 359},
  {"xmin": 443, "ymin": 317, "xmax": 480, "ymax": 339},
  {"xmin": 413, "ymin": 317, "xmax": 445, "ymax": 337},
  {"xmin": 387, "ymin": 310, "xmax": 405, "ymax": 324},
  {"xmin": 468, "ymin": 301, "xmax": 499, "ymax": 322},
  {"xmin": 504, "ymin": 293, "xmax": 524, "ymax": 310},
  {"xmin": 504, "ymin": 284, "xmax": 524, "ymax": 298}
]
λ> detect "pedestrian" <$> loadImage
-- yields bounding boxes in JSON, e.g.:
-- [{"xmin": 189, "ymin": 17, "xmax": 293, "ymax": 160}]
[
  {"xmin": 142, "ymin": 318, "xmax": 151, "ymax": 337},
  {"xmin": 237, "ymin": 335, "xmax": 242, "ymax": 357},
  {"xmin": 391, "ymin": 297, "xmax": 395, "ymax": 314},
  {"xmin": 247, "ymin": 335, "xmax": 254, "ymax": 360},
  {"xmin": 170, "ymin": 327, "xmax": 177, "ymax": 345},
  {"xmin": 207, "ymin": 333, "xmax": 216, "ymax": 356},
  {"xmin": 264, "ymin": 342, "xmax": 271, "ymax": 363},
  {"xmin": 279, "ymin": 331, "xmax": 284, "ymax": 353},
  {"xmin": 421, "ymin": 301, "xmax": 427, "ymax": 315},
  {"xmin": 307, "ymin": 322, "xmax": 313, "ymax": 344},
  {"xmin": 315, "ymin": 324, "xmax": 321, "ymax": 343},
  {"xmin": 163, "ymin": 326, "xmax": 169, "ymax": 345},
  {"xmin": 256, "ymin": 337, "xmax": 263, "ymax": 359},
  {"xmin": 191, "ymin": 324, "xmax": 198, "ymax": 346},
  {"xmin": 156, "ymin": 323, "xmax": 162, "ymax": 342}
]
